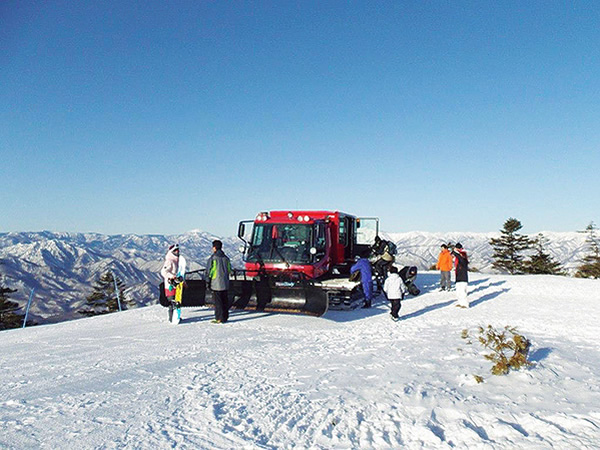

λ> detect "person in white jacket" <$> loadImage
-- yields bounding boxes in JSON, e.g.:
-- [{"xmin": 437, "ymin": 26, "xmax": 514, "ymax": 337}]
[
  {"xmin": 160, "ymin": 244, "xmax": 181, "ymax": 323},
  {"xmin": 383, "ymin": 265, "xmax": 408, "ymax": 321}
]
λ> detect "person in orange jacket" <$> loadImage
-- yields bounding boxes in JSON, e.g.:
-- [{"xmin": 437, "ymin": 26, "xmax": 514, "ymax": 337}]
[{"xmin": 436, "ymin": 244, "xmax": 453, "ymax": 291}]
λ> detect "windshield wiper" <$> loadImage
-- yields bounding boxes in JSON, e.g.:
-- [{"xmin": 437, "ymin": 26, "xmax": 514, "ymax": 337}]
[{"xmin": 270, "ymin": 240, "xmax": 290, "ymax": 268}]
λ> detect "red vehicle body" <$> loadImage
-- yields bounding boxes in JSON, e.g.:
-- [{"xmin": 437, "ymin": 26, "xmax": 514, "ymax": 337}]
[
  {"xmin": 239, "ymin": 211, "xmax": 378, "ymax": 277},
  {"xmin": 230, "ymin": 211, "xmax": 379, "ymax": 315}
]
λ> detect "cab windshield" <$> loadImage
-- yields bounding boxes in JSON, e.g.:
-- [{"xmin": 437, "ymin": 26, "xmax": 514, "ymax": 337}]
[{"xmin": 247, "ymin": 223, "xmax": 314, "ymax": 264}]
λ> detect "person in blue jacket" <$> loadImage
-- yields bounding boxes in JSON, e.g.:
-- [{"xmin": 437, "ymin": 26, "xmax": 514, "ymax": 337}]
[{"xmin": 350, "ymin": 252, "xmax": 374, "ymax": 308}]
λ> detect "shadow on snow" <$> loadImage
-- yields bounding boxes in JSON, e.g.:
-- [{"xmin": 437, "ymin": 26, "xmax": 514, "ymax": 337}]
[
  {"xmin": 529, "ymin": 347, "xmax": 553, "ymax": 362},
  {"xmin": 469, "ymin": 287, "xmax": 510, "ymax": 308},
  {"xmin": 176, "ymin": 273, "xmax": 512, "ymax": 324}
]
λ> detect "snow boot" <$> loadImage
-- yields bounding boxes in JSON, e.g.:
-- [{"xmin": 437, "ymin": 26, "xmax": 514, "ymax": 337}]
[{"xmin": 172, "ymin": 306, "xmax": 181, "ymax": 325}]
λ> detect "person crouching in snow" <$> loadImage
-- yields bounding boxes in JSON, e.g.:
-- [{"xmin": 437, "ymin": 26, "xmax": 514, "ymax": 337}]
[
  {"xmin": 383, "ymin": 265, "xmax": 407, "ymax": 321},
  {"xmin": 161, "ymin": 244, "xmax": 181, "ymax": 322},
  {"xmin": 451, "ymin": 243, "xmax": 469, "ymax": 308},
  {"xmin": 350, "ymin": 252, "xmax": 374, "ymax": 308}
]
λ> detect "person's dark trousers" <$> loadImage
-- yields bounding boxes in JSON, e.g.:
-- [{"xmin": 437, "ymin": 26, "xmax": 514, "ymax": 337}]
[
  {"xmin": 389, "ymin": 298, "xmax": 402, "ymax": 318},
  {"xmin": 213, "ymin": 290, "xmax": 229, "ymax": 322},
  {"xmin": 167, "ymin": 295, "xmax": 176, "ymax": 322}
]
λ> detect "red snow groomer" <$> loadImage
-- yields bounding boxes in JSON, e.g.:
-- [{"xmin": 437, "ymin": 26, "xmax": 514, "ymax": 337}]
[{"xmin": 228, "ymin": 211, "xmax": 380, "ymax": 316}]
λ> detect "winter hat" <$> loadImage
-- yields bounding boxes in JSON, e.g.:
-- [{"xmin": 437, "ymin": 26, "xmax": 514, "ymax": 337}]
[
  {"xmin": 169, "ymin": 244, "xmax": 180, "ymax": 252},
  {"xmin": 441, "ymin": 244, "xmax": 448, "ymax": 249},
  {"xmin": 455, "ymin": 242, "xmax": 463, "ymax": 249}
]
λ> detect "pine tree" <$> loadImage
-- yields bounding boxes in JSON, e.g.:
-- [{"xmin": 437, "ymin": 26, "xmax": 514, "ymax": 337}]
[
  {"xmin": 489, "ymin": 218, "xmax": 534, "ymax": 275},
  {"xmin": 0, "ymin": 274, "xmax": 24, "ymax": 330},
  {"xmin": 575, "ymin": 222, "xmax": 600, "ymax": 279},
  {"xmin": 79, "ymin": 272, "xmax": 130, "ymax": 316},
  {"xmin": 524, "ymin": 233, "xmax": 565, "ymax": 275}
]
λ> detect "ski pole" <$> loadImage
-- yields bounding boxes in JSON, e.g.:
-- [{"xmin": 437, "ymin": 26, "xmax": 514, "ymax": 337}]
[
  {"xmin": 111, "ymin": 270, "xmax": 122, "ymax": 312},
  {"xmin": 22, "ymin": 288, "xmax": 35, "ymax": 328}
]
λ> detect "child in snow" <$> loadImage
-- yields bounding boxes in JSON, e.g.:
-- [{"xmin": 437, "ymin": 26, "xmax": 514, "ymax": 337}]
[
  {"xmin": 383, "ymin": 265, "xmax": 408, "ymax": 321},
  {"xmin": 451, "ymin": 243, "xmax": 469, "ymax": 308}
]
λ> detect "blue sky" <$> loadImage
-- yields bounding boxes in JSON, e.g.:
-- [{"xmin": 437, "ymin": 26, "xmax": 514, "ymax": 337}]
[{"xmin": 1, "ymin": 1, "xmax": 599, "ymax": 236}]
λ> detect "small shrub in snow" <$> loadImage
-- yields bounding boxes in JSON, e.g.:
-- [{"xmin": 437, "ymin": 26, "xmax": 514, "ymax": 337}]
[
  {"xmin": 462, "ymin": 325, "xmax": 532, "ymax": 376},
  {"xmin": 461, "ymin": 328, "xmax": 471, "ymax": 342}
]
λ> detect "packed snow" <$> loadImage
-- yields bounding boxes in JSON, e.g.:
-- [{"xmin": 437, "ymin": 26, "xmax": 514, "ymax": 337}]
[{"xmin": 1, "ymin": 272, "xmax": 599, "ymax": 449}]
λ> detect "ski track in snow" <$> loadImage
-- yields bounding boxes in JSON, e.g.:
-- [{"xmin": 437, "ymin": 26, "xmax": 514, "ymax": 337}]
[{"xmin": 1, "ymin": 272, "xmax": 600, "ymax": 449}]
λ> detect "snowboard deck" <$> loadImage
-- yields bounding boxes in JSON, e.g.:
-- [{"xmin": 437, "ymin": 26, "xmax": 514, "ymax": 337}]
[{"xmin": 159, "ymin": 280, "xmax": 207, "ymax": 308}]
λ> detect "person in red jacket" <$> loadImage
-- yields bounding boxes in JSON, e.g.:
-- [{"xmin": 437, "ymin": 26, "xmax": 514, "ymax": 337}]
[{"xmin": 436, "ymin": 244, "xmax": 453, "ymax": 291}]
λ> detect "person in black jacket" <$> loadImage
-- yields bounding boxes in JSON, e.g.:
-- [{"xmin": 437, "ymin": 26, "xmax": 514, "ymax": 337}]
[
  {"xmin": 451, "ymin": 243, "xmax": 469, "ymax": 308},
  {"xmin": 205, "ymin": 240, "xmax": 232, "ymax": 323},
  {"xmin": 371, "ymin": 236, "xmax": 395, "ymax": 283}
]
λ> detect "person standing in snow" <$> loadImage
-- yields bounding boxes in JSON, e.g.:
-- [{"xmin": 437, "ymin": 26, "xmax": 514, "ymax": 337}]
[
  {"xmin": 383, "ymin": 265, "xmax": 407, "ymax": 321},
  {"xmin": 436, "ymin": 244, "xmax": 453, "ymax": 291},
  {"xmin": 205, "ymin": 240, "xmax": 232, "ymax": 323},
  {"xmin": 161, "ymin": 243, "xmax": 181, "ymax": 322},
  {"xmin": 350, "ymin": 252, "xmax": 374, "ymax": 308},
  {"xmin": 451, "ymin": 243, "xmax": 469, "ymax": 308}
]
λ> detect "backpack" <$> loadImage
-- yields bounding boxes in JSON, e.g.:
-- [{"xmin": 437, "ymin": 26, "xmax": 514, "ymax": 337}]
[{"xmin": 387, "ymin": 241, "xmax": 397, "ymax": 256}]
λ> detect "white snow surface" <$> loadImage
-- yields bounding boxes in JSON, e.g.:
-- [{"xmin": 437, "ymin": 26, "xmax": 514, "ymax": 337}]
[{"xmin": 1, "ymin": 272, "xmax": 599, "ymax": 449}]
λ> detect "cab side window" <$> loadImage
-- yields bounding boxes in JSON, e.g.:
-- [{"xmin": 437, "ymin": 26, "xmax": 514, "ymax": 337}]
[
  {"xmin": 315, "ymin": 223, "xmax": 326, "ymax": 259},
  {"xmin": 339, "ymin": 217, "xmax": 347, "ymax": 246}
]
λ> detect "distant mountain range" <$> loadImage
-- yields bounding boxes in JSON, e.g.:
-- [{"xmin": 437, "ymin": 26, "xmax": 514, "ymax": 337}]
[{"xmin": 0, "ymin": 230, "xmax": 589, "ymax": 325}]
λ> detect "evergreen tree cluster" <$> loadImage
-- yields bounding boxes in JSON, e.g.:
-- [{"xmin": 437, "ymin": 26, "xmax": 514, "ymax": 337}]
[
  {"xmin": 489, "ymin": 217, "xmax": 600, "ymax": 277},
  {"xmin": 489, "ymin": 218, "xmax": 564, "ymax": 275},
  {"xmin": 575, "ymin": 222, "xmax": 600, "ymax": 279},
  {"xmin": 525, "ymin": 233, "xmax": 565, "ymax": 275},
  {"xmin": 79, "ymin": 272, "xmax": 131, "ymax": 316},
  {"xmin": 489, "ymin": 218, "xmax": 534, "ymax": 274},
  {"xmin": 0, "ymin": 274, "xmax": 24, "ymax": 330}
]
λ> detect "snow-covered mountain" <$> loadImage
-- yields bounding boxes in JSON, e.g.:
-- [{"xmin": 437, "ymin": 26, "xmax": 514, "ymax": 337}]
[
  {"xmin": 0, "ymin": 230, "xmax": 589, "ymax": 325},
  {"xmin": 1, "ymin": 273, "xmax": 599, "ymax": 448},
  {"xmin": 384, "ymin": 231, "xmax": 589, "ymax": 273},
  {"xmin": 0, "ymin": 231, "xmax": 242, "ymax": 324}
]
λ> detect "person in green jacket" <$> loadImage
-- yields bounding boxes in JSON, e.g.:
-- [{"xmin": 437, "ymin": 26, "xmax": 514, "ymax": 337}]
[{"xmin": 205, "ymin": 240, "xmax": 232, "ymax": 323}]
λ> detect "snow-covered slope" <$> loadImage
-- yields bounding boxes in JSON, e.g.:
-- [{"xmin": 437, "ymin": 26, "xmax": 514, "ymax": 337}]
[
  {"xmin": 0, "ymin": 230, "xmax": 590, "ymax": 325},
  {"xmin": 1, "ymin": 273, "xmax": 599, "ymax": 448}
]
